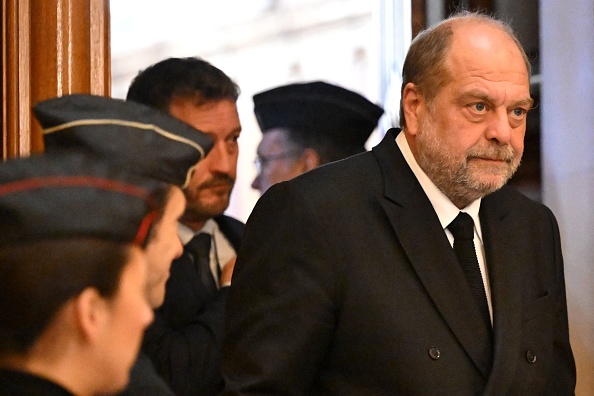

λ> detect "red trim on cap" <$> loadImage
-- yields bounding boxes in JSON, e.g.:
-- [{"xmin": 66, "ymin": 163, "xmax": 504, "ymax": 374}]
[
  {"xmin": 0, "ymin": 176, "xmax": 148, "ymax": 198},
  {"xmin": 134, "ymin": 209, "xmax": 160, "ymax": 246}
]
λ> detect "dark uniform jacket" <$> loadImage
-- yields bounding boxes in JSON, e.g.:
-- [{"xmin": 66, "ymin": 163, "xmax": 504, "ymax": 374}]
[
  {"xmin": 222, "ymin": 128, "xmax": 576, "ymax": 395},
  {"xmin": 0, "ymin": 369, "xmax": 73, "ymax": 395},
  {"xmin": 143, "ymin": 215, "xmax": 244, "ymax": 396},
  {"xmin": 117, "ymin": 352, "xmax": 174, "ymax": 396}
]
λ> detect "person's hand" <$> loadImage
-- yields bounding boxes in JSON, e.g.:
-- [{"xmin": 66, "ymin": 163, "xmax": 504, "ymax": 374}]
[{"xmin": 219, "ymin": 256, "xmax": 236, "ymax": 287}]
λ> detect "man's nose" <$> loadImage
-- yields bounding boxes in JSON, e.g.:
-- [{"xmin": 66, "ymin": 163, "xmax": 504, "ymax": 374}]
[
  {"xmin": 485, "ymin": 108, "xmax": 513, "ymax": 144},
  {"xmin": 208, "ymin": 142, "xmax": 234, "ymax": 174},
  {"xmin": 251, "ymin": 173, "xmax": 262, "ymax": 193}
]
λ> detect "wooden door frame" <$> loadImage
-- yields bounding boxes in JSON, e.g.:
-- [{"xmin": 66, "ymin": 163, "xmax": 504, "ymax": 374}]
[{"xmin": 1, "ymin": 0, "xmax": 110, "ymax": 159}]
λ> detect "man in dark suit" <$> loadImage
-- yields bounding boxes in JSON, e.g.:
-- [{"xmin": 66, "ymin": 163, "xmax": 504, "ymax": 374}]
[
  {"xmin": 222, "ymin": 12, "xmax": 576, "ymax": 395},
  {"xmin": 126, "ymin": 57, "xmax": 244, "ymax": 396}
]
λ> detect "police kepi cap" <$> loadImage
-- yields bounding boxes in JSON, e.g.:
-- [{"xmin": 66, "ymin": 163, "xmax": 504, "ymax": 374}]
[
  {"xmin": 34, "ymin": 94, "xmax": 214, "ymax": 188},
  {"xmin": 253, "ymin": 81, "xmax": 384, "ymax": 148},
  {"xmin": 0, "ymin": 152, "xmax": 167, "ymax": 248}
]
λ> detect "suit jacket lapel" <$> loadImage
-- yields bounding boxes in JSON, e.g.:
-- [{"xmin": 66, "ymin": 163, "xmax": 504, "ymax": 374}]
[
  {"xmin": 373, "ymin": 128, "xmax": 493, "ymax": 378},
  {"xmin": 480, "ymin": 189, "xmax": 524, "ymax": 393}
]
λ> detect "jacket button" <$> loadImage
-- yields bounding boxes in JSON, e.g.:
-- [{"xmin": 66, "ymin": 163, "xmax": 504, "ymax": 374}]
[
  {"xmin": 526, "ymin": 350, "xmax": 537, "ymax": 363},
  {"xmin": 428, "ymin": 347, "xmax": 440, "ymax": 360}
]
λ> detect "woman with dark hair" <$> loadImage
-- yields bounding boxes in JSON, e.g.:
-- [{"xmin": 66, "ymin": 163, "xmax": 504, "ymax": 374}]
[
  {"xmin": 32, "ymin": 93, "xmax": 216, "ymax": 395},
  {"xmin": 0, "ymin": 153, "xmax": 168, "ymax": 395}
]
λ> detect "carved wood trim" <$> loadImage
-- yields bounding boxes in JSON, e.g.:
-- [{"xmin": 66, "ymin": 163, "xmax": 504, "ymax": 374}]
[{"xmin": 1, "ymin": 0, "xmax": 110, "ymax": 159}]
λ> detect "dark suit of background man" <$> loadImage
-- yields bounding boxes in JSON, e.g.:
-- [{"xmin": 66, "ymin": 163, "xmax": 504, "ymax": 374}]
[
  {"xmin": 251, "ymin": 81, "xmax": 384, "ymax": 195},
  {"xmin": 222, "ymin": 11, "xmax": 576, "ymax": 395},
  {"xmin": 126, "ymin": 56, "xmax": 244, "ymax": 396}
]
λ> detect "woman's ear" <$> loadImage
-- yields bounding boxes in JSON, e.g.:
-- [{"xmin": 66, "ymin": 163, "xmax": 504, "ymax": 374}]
[
  {"xmin": 74, "ymin": 288, "xmax": 107, "ymax": 342},
  {"xmin": 300, "ymin": 148, "xmax": 321, "ymax": 172},
  {"xmin": 401, "ymin": 82, "xmax": 423, "ymax": 136}
]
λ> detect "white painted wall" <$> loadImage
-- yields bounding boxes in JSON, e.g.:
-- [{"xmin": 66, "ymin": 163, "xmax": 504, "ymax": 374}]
[
  {"xmin": 111, "ymin": 0, "xmax": 385, "ymax": 223},
  {"xmin": 540, "ymin": 1, "xmax": 594, "ymax": 394}
]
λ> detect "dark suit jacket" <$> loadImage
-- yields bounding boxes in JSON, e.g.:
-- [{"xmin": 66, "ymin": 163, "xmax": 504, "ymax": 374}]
[
  {"xmin": 222, "ymin": 128, "xmax": 575, "ymax": 395},
  {"xmin": 143, "ymin": 214, "xmax": 244, "ymax": 396},
  {"xmin": 0, "ymin": 369, "xmax": 74, "ymax": 395},
  {"xmin": 116, "ymin": 352, "xmax": 174, "ymax": 396}
]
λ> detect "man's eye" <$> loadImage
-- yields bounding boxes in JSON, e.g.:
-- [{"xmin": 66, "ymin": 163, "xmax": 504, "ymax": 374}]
[
  {"xmin": 473, "ymin": 103, "xmax": 486, "ymax": 112},
  {"xmin": 512, "ymin": 108, "xmax": 526, "ymax": 117}
]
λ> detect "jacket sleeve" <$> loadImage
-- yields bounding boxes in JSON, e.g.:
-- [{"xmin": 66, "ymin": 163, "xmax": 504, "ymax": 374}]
[
  {"xmin": 222, "ymin": 182, "xmax": 338, "ymax": 395},
  {"xmin": 142, "ymin": 215, "xmax": 244, "ymax": 396},
  {"xmin": 546, "ymin": 207, "xmax": 576, "ymax": 394},
  {"xmin": 142, "ymin": 287, "xmax": 229, "ymax": 396}
]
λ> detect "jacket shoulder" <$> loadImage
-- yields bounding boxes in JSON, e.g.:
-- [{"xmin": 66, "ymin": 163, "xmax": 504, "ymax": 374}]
[{"xmin": 214, "ymin": 214, "xmax": 245, "ymax": 250}]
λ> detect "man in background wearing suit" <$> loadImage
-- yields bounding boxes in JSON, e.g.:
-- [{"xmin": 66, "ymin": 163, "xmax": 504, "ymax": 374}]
[
  {"xmin": 222, "ymin": 12, "xmax": 575, "ymax": 394},
  {"xmin": 127, "ymin": 57, "xmax": 244, "ymax": 396}
]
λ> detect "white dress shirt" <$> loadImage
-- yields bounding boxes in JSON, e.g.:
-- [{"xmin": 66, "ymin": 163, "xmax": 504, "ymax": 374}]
[
  {"xmin": 178, "ymin": 219, "xmax": 236, "ymax": 288},
  {"xmin": 396, "ymin": 132, "xmax": 493, "ymax": 323}
]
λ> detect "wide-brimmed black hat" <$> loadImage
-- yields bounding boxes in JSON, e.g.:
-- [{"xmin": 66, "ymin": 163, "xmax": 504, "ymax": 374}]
[
  {"xmin": 253, "ymin": 81, "xmax": 384, "ymax": 149},
  {"xmin": 0, "ymin": 152, "xmax": 167, "ymax": 248},
  {"xmin": 34, "ymin": 94, "xmax": 214, "ymax": 188}
]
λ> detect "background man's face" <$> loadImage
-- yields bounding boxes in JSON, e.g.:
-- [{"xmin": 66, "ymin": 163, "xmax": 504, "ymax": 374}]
[
  {"xmin": 168, "ymin": 98, "xmax": 241, "ymax": 224},
  {"xmin": 252, "ymin": 129, "xmax": 305, "ymax": 195}
]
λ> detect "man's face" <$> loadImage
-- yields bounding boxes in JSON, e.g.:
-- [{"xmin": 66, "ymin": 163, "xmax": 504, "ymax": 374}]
[
  {"xmin": 168, "ymin": 98, "xmax": 241, "ymax": 225},
  {"xmin": 408, "ymin": 22, "xmax": 532, "ymax": 208},
  {"xmin": 251, "ymin": 129, "xmax": 305, "ymax": 195},
  {"xmin": 143, "ymin": 187, "xmax": 185, "ymax": 308}
]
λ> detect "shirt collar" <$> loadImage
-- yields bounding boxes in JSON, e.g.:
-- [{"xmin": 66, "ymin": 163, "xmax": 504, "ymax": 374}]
[
  {"xmin": 395, "ymin": 131, "xmax": 483, "ymax": 238},
  {"xmin": 178, "ymin": 218, "xmax": 217, "ymax": 245}
]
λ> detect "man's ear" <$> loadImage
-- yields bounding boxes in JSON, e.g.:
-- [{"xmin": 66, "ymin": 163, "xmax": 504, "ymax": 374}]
[
  {"xmin": 401, "ymin": 82, "xmax": 423, "ymax": 136},
  {"xmin": 74, "ymin": 287, "xmax": 107, "ymax": 341},
  {"xmin": 300, "ymin": 148, "xmax": 321, "ymax": 172}
]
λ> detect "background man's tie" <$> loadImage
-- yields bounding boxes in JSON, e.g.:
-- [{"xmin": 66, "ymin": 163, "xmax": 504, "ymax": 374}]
[{"xmin": 185, "ymin": 233, "xmax": 217, "ymax": 294}]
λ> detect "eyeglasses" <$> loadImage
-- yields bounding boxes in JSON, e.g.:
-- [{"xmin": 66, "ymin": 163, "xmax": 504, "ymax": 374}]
[{"xmin": 254, "ymin": 150, "xmax": 302, "ymax": 174}]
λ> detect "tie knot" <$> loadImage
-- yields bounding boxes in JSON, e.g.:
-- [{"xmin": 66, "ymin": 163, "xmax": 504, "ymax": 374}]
[
  {"xmin": 186, "ymin": 232, "xmax": 212, "ymax": 257},
  {"xmin": 448, "ymin": 212, "xmax": 475, "ymax": 241}
]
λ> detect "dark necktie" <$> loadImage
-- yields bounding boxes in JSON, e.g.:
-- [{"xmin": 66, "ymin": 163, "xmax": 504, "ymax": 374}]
[
  {"xmin": 448, "ymin": 212, "xmax": 491, "ymax": 331},
  {"xmin": 185, "ymin": 233, "xmax": 217, "ymax": 294}
]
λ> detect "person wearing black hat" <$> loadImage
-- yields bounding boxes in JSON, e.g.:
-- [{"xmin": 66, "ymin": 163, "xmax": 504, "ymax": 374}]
[
  {"xmin": 0, "ymin": 153, "xmax": 168, "ymax": 396},
  {"xmin": 35, "ymin": 94, "xmax": 213, "ymax": 309},
  {"xmin": 33, "ymin": 93, "xmax": 216, "ymax": 396},
  {"xmin": 126, "ymin": 57, "xmax": 244, "ymax": 396},
  {"xmin": 251, "ymin": 81, "xmax": 384, "ymax": 194}
]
